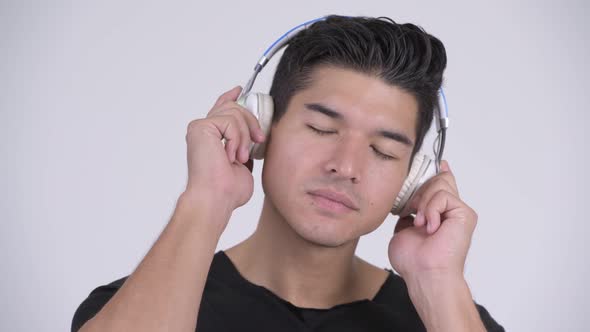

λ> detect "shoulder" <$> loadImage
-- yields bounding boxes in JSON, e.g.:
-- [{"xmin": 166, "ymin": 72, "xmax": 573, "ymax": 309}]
[
  {"xmin": 71, "ymin": 276, "xmax": 128, "ymax": 332},
  {"xmin": 71, "ymin": 251, "xmax": 231, "ymax": 332}
]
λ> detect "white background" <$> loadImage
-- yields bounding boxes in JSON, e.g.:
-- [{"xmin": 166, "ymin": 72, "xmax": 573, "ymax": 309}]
[{"xmin": 2, "ymin": 0, "xmax": 588, "ymax": 331}]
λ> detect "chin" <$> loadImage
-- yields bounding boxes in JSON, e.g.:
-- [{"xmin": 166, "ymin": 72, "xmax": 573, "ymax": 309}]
[{"xmin": 284, "ymin": 212, "xmax": 362, "ymax": 248}]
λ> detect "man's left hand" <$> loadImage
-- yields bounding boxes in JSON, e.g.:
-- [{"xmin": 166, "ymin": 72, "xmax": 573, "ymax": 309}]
[{"xmin": 388, "ymin": 159, "xmax": 477, "ymax": 284}]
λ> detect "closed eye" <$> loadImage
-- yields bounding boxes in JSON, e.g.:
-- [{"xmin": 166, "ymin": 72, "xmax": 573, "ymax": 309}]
[
  {"xmin": 307, "ymin": 125, "xmax": 336, "ymax": 136},
  {"xmin": 308, "ymin": 124, "xmax": 396, "ymax": 161},
  {"xmin": 371, "ymin": 146, "xmax": 396, "ymax": 161}
]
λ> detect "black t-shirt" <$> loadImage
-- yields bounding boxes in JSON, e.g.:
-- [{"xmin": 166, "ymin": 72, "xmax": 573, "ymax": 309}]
[{"xmin": 72, "ymin": 251, "xmax": 504, "ymax": 331}]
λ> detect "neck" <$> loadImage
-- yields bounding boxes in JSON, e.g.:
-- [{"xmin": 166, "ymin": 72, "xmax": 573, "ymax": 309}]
[{"xmin": 225, "ymin": 197, "xmax": 385, "ymax": 309}]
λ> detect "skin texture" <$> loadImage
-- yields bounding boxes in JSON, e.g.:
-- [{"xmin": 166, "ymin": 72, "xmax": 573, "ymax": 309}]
[
  {"xmin": 79, "ymin": 66, "xmax": 484, "ymax": 332},
  {"xmin": 263, "ymin": 65, "xmax": 418, "ymax": 248},
  {"xmin": 227, "ymin": 65, "xmax": 419, "ymax": 308},
  {"xmin": 226, "ymin": 66, "xmax": 485, "ymax": 331}
]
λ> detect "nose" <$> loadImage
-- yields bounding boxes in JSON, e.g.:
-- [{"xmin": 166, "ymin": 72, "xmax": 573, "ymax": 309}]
[{"xmin": 323, "ymin": 135, "xmax": 366, "ymax": 184}]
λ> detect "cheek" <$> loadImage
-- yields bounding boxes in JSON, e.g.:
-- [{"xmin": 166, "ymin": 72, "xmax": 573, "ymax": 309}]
[
  {"xmin": 261, "ymin": 132, "xmax": 306, "ymax": 194},
  {"xmin": 365, "ymin": 168, "xmax": 406, "ymax": 212},
  {"xmin": 265, "ymin": 126, "xmax": 319, "ymax": 173}
]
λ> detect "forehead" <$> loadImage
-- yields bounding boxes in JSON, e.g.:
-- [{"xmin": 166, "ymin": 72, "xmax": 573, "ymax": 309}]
[{"xmin": 290, "ymin": 66, "xmax": 419, "ymax": 139}]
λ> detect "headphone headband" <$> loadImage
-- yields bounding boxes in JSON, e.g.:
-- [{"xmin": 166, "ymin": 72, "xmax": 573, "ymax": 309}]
[
  {"xmin": 239, "ymin": 16, "xmax": 449, "ymax": 171},
  {"xmin": 238, "ymin": 16, "xmax": 328, "ymax": 100}
]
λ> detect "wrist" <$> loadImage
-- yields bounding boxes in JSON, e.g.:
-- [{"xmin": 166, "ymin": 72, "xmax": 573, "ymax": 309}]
[
  {"xmin": 175, "ymin": 190, "xmax": 233, "ymax": 238},
  {"xmin": 407, "ymin": 271, "xmax": 466, "ymax": 300},
  {"xmin": 407, "ymin": 269, "xmax": 464, "ymax": 288},
  {"xmin": 406, "ymin": 273, "xmax": 485, "ymax": 332}
]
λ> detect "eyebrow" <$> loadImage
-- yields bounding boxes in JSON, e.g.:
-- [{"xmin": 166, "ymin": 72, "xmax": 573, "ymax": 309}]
[
  {"xmin": 304, "ymin": 102, "xmax": 414, "ymax": 147},
  {"xmin": 378, "ymin": 130, "xmax": 413, "ymax": 147},
  {"xmin": 305, "ymin": 103, "xmax": 342, "ymax": 119}
]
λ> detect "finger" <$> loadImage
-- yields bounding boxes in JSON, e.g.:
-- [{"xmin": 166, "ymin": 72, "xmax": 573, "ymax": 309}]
[
  {"xmin": 210, "ymin": 103, "xmax": 266, "ymax": 143},
  {"xmin": 414, "ymin": 210, "xmax": 426, "ymax": 227},
  {"xmin": 414, "ymin": 181, "xmax": 457, "ymax": 233},
  {"xmin": 218, "ymin": 110, "xmax": 251, "ymax": 163},
  {"xmin": 225, "ymin": 137, "xmax": 237, "ymax": 163},
  {"xmin": 424, "ymin": 190, "xmax": 444, "ymax": 234},
  {"xmin": 210, "ymin": 115, "xmax": 242, "ymax": 163},
  {"xmin": 406, "ymin": 172, "xmax": 457, "ymax": 214},
  {"xmin": 214, "ymin": 107, "xmax": 258, "ymax": 163},
  {"xmin": 423, "ymin": 190, "xmax": 465, "ymax": 234},
  {"xmin": 212, "ymin": 86, "xmax": 242, "ymax": 109},
  {"xmin": 439, "ymin": 160, "xmax": 459, "ymax": 194},
  {"xmin": 410, "ymin": 177, "xmax": 457, "ymax": 215},
  {"xmin": 238, "ymin": 105, "xmax": 267, "ymax": 143},
  {"xmin": 234, "ymin": 111, "xmax": 253, "ymax": 163},
  {"xmin": 228, "ymin": 104, "xmax": 267, "ymax": 143}
]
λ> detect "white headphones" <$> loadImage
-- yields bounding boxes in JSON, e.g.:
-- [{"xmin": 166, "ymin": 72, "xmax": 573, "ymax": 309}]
[{"xmin": 236, "ymin": 16, "xmax": 449, "ymax": 217}]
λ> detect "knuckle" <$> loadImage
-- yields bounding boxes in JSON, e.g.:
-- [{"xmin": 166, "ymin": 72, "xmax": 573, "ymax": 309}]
[
  {"xmin": 438, "ymin": 176, "xmax": 451, "ymax": 187},
  {"xmin": 432, "ymin": 177, "xmax": 446, "ymax": 185},
  {"xmin": 225, "ymin": 117, "xmax": 240, "ymax": 135},
  {"xmin": 422, "ymin": 178, "xmax": 446, "ymax": 196},
  {"xmin": 470, "ymin": 208, "xmax": 479, "ymax": 223},
  {"xmin": 208, "ymin": 103, "xmax": 224, "ymax": 116},
  {"xmin": 229, "ymin": 118, "xmax": 249, "ymax": 140},
  {"xmin": 425, "ymin": 207, "xmax": 437, "ymax": 218},
  {"xmin": 433, "ymin": 189, "xmax": 448, "ymax": 200},
  {"xmin": 186, "ymin": 120, "xmax": 202, "ymax": 143},
  {"xmin": 236, "ymin": 110, "xmax": 250, "ymax": 126},
  {"xmin": 223, "ymin": 108, "xmax": 247, "ymax": 125},
  {"xmin": 457, "ymin": 206, "xmax": 477, "ymax": 227},
  {"xmin": 187, "ymin": 119, "xmax": 202, "ymax": 133},
  {"xmin": 234, "ymin": 114, "xmax": 253, "ymax": 137},
  {"xmin": 440, "ymin": 171, "xmax": 454, "ymax": 181},
  {"xmin": 228, "ymin": 104, "xmax": 258, "ymax": 128},
  {"xmin": 240, "ymin": 106, "xmax": 258, "ymax": 122},
  {"xmin": 209, "ymin": 100, "xmax": 236, "ymax": 116},
  {"xmin": 434, "ymin": 177, "xmax": 453, "ymax": 191}
]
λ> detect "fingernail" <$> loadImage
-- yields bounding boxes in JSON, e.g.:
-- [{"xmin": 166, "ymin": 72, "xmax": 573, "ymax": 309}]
[
  {"xmin": 416, "ymin": 211, "xmax": 423, "ymax": 225},
  {"xmin": 412, "ymin": 215, "xmax": 419, "ymax": 227}
]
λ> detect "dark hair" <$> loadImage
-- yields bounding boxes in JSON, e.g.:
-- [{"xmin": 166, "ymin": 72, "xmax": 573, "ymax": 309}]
[{"xmin": 269, "ymin": 15, "xmax": 447, "ymax": 161}]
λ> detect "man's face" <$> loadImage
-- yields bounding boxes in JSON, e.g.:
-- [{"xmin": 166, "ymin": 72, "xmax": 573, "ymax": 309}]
[{"xmin": 261, "ymin": 66, "xmax": 418, "ymax": 247}]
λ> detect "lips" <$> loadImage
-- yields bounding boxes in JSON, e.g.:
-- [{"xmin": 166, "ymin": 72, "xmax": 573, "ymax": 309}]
[{"xmin": 308, "ymin": 188, "xmax": 359, "ymax": 211}]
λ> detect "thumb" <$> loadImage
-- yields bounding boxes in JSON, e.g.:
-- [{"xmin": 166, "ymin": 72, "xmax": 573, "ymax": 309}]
[
  {"xmin": 213, "ymin": 86, "xmax": 242, "ymax": 108},
  {"xmin": 440, "ymin": 160, "xmax": 452, "ymax": 173}
]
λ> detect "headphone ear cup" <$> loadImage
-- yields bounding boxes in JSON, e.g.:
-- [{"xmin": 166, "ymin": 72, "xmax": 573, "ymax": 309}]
[
  {"xmin": 391, "ymin": 154, "xmax": 437, "ymax": 216},
  {"xmin": 238, "ymin": 92, "xmax": 274, "ymax": 160}
]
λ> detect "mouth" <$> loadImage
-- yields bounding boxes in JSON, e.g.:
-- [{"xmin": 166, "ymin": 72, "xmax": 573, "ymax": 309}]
[{"xmin": 307, "ymin": 189, "xmax": 360, "ymax": 213}]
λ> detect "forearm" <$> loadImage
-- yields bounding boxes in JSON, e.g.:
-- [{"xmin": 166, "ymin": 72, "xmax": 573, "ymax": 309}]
[
  {"xmin": 80, "ymin": 192, "xmax": 231, "ymax": 332},
  {"xmin": 407, "ymin": 274, "xmax": 486, "ymax": 332}
]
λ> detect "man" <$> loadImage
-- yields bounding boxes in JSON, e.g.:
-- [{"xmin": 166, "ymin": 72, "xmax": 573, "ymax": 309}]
[{"xmin": 72, "ymin": 16, "xmax": 504, "ymax": 331}]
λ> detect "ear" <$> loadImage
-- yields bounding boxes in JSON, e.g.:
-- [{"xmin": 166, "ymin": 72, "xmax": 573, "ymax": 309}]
[
  {"xmin": 390, "ymin": 154, "xmax": 436, "ymax": 216},
  {"xmin": 238, "ymin": 93, "xmax": 274, "ymax": 160}
]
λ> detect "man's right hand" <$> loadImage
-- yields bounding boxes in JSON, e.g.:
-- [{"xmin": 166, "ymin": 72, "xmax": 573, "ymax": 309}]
[
  {"xmin": 76, "ymin": 86, "xmax": 265, "ymax": 332},
  {"xmin": 183, "ymin": 86, "xmax": 266, "ymax": 223}
]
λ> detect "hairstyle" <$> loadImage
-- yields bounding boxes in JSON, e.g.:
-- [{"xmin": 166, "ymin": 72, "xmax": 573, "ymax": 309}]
[{"xmin": 269, "ymin": 15, "xmax": 447, "ymax": 162}]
